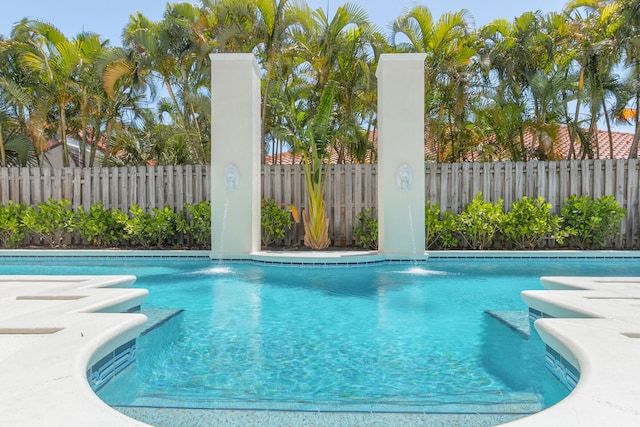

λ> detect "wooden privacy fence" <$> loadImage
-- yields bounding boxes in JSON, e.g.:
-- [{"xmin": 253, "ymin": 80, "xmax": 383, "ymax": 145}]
[
  {"xmin": 0, "ymin": 165, "xmax": 210, "ymax": 214},
  {"xmin": 1, "ymin": 159, "xmax": 639, "ymax": 248}
]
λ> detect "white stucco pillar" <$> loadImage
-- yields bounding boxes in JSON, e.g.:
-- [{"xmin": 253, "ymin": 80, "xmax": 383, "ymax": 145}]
[
  {"xmin": 376, "ymin": 53, "xmax": 427, "ymax": 259},
  {"xmin": 210, "ymin": 53, "xmax": 261, "ymax": 258}
]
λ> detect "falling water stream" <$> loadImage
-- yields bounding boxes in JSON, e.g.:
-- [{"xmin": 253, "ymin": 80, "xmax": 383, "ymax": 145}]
[
  {"xmin": 407, "ymin": 203, "xmax": 418, "ymax": 259},
  {"xmin": 215, "ymin": 198, "xmax": 229, "ymax": 261}
]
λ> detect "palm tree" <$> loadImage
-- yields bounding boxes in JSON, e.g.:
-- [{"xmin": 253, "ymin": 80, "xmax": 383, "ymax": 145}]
[
  {"xmin": 0, "ymin": 118, "xmax": 34, "ymax": 167},
  {"xmin": 0, "ymin": 36, "xmax": 38, "ymax": 166},
  {"xmin": 476, "ymin": 18, "xmax": 530, "ymax": 160},
  {"xmin": 123, "ymin": 4, "xmax": 211, "ymax": 164},
  {"xmin": 331, "ymin": 22, "xmax": 384, "ymax": 163},
  {"xmin": 250, "ymin": 0, "xmax": 299, "ymax": 159},
  {"xmin": 477, "ymin": 11, "xmax": 574, "ymax": 160},
  {"xmin": 272, "ymin": 1, "xmax": 378, "ymax": 167},
  {"xmin": 616, "ymin": 0, "xmax": 640, "ymax": 158},
  {"xmin": 262, "ymin": 49, "xmax": 306, "ymax": 164},
  {"xmin": 391, "ymin": 6, "xmax": 476, "ymax": 161},
  {"xmin": 505, "ymin": 12, "xmax": 557, "ymax": 159},
  {"xmin": 565, "ymin": 0, "xmax": 625, "ymax": 158},
  {"xmin": 67, "ymin": 32, "xmax": 108, "ymax": 167},
  {"xmin": 13, "ymin": 20, "xmax": 102, "ymax": 167}
]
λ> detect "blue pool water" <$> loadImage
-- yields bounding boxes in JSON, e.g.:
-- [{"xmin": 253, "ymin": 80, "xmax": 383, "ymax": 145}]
[{"xmin": 3, "ymin": 256, "xmax": 640, "ymax": 418}]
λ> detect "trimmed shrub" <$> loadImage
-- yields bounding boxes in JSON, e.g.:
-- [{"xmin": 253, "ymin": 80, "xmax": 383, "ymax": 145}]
[
  {"xmin": 261, "ymin": 199, "xmax": 294, "ymax": 247},
  {"xmin": 124, "ymin": 203, "xmax": 180, "ymax": 248},
  {"xmin": 455, "ymin": 193, "xmax": 503, "ymax": 250},
  {"xmin": 560, "ymin": 195, "xmax": 626, "ymax": 249},
  {"xmin": 76, "ymin": 202, "xmax": 128, "ymax": 247},
  {"xmin": 22, "ymin": 198, "xmax": 76, "ymax": 247},
  {"xmin": 0, "ymin": 201, "xmax": 29, "ymax": 248},
  {"xmin": 425, "ymin": 201, "xmax": 458, "ymax": 249},
  {"xmin": 500, "ymin": 196, "xmax": 562, "ymax": 249},
  {"xmin": 353, "ymin": 208, "xmax": 378, "ymax": 250},
  {"xmin": 179, "ymin": 201, "xmax": 211, "ymax": 248}
]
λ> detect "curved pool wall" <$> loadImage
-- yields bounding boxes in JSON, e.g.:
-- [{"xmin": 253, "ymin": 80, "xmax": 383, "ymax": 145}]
[{"xmin": 1, "ymin": 249, "xmax": 640, "ymax": 427}]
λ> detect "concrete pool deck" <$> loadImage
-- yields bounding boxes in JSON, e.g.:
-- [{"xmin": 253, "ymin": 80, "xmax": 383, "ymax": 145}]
[
  {"xmin": 1, "ymin": 251, "xmax": 640, "ymax": 426},
  {"xmin": 0, "ymin": 275, "xmax": 149, "ymax": 426},
  {"xmin": 514, "ymin": 276, "xmax": 640, "ymax": 426}
]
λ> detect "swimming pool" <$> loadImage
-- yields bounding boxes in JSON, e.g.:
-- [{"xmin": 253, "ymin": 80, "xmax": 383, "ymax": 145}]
[{"xmin": 2, "ymin": 256, "xmax": 640, "ymax": 425}]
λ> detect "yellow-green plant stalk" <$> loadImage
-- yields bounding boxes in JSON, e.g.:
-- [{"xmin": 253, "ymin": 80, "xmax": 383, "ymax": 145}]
[
  {"xmin": 302, "ymin": 152, "xmax": 331, "ymax": 249},
  {"xmin": 298, "ymin": 82, "xmax": 336, "ymax": 249}
]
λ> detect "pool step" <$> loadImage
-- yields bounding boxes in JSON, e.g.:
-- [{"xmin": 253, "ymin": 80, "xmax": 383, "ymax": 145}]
[
  {"xmin": 485, "ymin": 310, "xmax": 530, "ymax": 338},
  {"xmin": 139, "ymin": 308, "xmax": 184, "ymax": 335},
  {"xmin": 115, "ymin": 405, "xmax": 537, "ymax": 427}
]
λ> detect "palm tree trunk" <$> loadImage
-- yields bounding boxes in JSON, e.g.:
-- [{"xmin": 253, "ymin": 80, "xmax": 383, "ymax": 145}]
[
  {"xmin": 631, "ymin": 91, "xmax": 640, "ymax": 159},
  {"xmin": 629, "ymin": 124, "xmax": 640, "ymax": 159},
  {"xmin": 572, "ymin": 85, "xmax": 584, "ymax": 159},
  {"xmin": 60, "ymin": 102, "xmax": 70, "ymax": 168},
  {"xmin": 165, "ymin": 78, "xmax": 200, "ymax": 164},
  {"xmin": 80, "ymin": 120, "xmax": 87, "ymax": 167},
  {"xmin": 561, "ymin": 91, "xmax": 575, "ymax": 160},
  {"xmin": 599, "ymin": 80, "xmax": 614, "ymax": 158},
  {"xmin": 590, "ymin": 116, "xmax": 600, "ymax": 159},
  {"xmin": 101, "ymin": 122, "xmax": 113, "ymax": 167},
  {"xmin": 189, "ymin": 103, "xmax": 205, "ymax": 158},
  {"xmin": 0, "ymin": 124, "xmax": 6, "ymax": 167},
  {"xmin": 261, "ymin": 71, "xmax": 272, "ymax": 164},
  {"xmin": 88, "ymin": 117, "xmax": 102, "ymax": 167},
  {"xmin": 603, "ymin": 107, "xmax": 614, "ymax": 158}
]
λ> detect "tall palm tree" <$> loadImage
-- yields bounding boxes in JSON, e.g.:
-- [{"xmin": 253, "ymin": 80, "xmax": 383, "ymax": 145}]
[
  {"xmin": 251, "ymin": 0, "xmax": 299, "ymax": 159},
  {"xmin": 391, "ymin": 6, "xmax": 476, "ymax": 161},
  {"xmin": 67, "ymin": 32, "xmax": 108, "ymax": 167},
  {"xmin": 123, "ymin": 4, "xmax": 211, "ymax": 164},
  {"xmin": 477, "ymin": 11, "xmax": 573, "ymax": 160},
  {"xmin": 0, "ymin": 36, "xmax": 38, "ymax": 166},
  {"xmin": 506, "ymin": 12, "xmax": 560, "ymax": 160},
  {"xmin": 477, "ymin": 18, "xmax": 530, "ymax": 160},
  {"xmin": 282, "ymin": 1, "xmax": 377, "ymax": 164},
  {"xmin": 13, "ymin": 20, "xmax": 102, "ymax": 167},
  {"xmin": 565, "ymin": 0, "xmax": 624, "ymax": 158},
  {"xmin": 262, "ymin": 45, "xmax": 306, "ymax": 163},
  {"xmin": 331, "ymin": 23, "xmax": 384, "ymax": 163},
  {"xmin": 616, "ymin": 0, "xmax": 640, "ymax": 158}
]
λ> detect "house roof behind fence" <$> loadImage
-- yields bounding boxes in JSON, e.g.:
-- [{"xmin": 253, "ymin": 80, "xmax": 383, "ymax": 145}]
[{"xmin": 265, "ymin": 127, "xmax": 636, "ymax": 164}]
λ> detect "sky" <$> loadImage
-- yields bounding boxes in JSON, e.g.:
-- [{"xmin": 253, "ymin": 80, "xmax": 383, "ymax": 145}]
[{"xmin": 1, "ymin": 0, "xmax": 569, "ymax": 46}]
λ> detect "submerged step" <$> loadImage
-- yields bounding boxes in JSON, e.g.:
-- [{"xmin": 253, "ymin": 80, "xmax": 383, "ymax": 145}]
[
  {"xmin": 139, "ymin": 308, "xmax": 184, "ymax": 335},
  {"xmin": 115, "ymin": 405, "xmax": 536, "ymax": 427},
  {"xmin": 126, "ymin": 391, "xmax": 544, "ymax": 413},
  {"xmin": 485, "ymin": 310, "xmax": 531, "ymax": 338}
]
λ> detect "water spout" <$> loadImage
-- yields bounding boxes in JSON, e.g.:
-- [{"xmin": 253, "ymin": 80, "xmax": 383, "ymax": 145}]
[
  {"xmin": 407, "ymin": 203, "xmax": 418, "ymax": 262},
  {"xmin": 216, "ymin": 198, "xmax": 229, "ymax": 259}
]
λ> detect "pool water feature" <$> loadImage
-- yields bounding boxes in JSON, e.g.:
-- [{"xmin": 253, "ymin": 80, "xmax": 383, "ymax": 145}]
[{"xmin": 3, "ymin": 257, "xmax": 640, "ymax": 425}]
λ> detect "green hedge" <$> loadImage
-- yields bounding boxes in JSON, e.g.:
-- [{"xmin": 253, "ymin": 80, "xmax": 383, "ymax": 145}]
[
  {"xmin": 353, "ymin": 193, "xmax": 626, "ymax": 251},
  {"xmin": 0, "ymin": 199, "xmax": 212, "ymax": 249},
  {"xmin": 0, "ymin": 193, "xmax": 627, "ymax": 250}
]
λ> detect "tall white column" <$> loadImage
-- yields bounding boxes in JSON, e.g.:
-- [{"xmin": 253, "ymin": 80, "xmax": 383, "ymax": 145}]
[
  {"xmin": 210, "ymin": 53, "xmax": 261, "ymax": 259},
  {"xmin": 376, "ymin": 53, "xmax": 427, "ymax": 259}
]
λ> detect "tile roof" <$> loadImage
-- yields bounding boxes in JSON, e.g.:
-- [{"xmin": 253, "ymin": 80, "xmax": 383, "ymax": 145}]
[{"xmin": 265, "ymin": 127, "xmax": 636, "ymax": 164}]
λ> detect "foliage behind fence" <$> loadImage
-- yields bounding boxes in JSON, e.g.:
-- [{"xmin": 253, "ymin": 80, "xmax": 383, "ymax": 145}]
[{"xmin": 1, "ymin": 159, "xmax": 638, "ymax": 248}]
